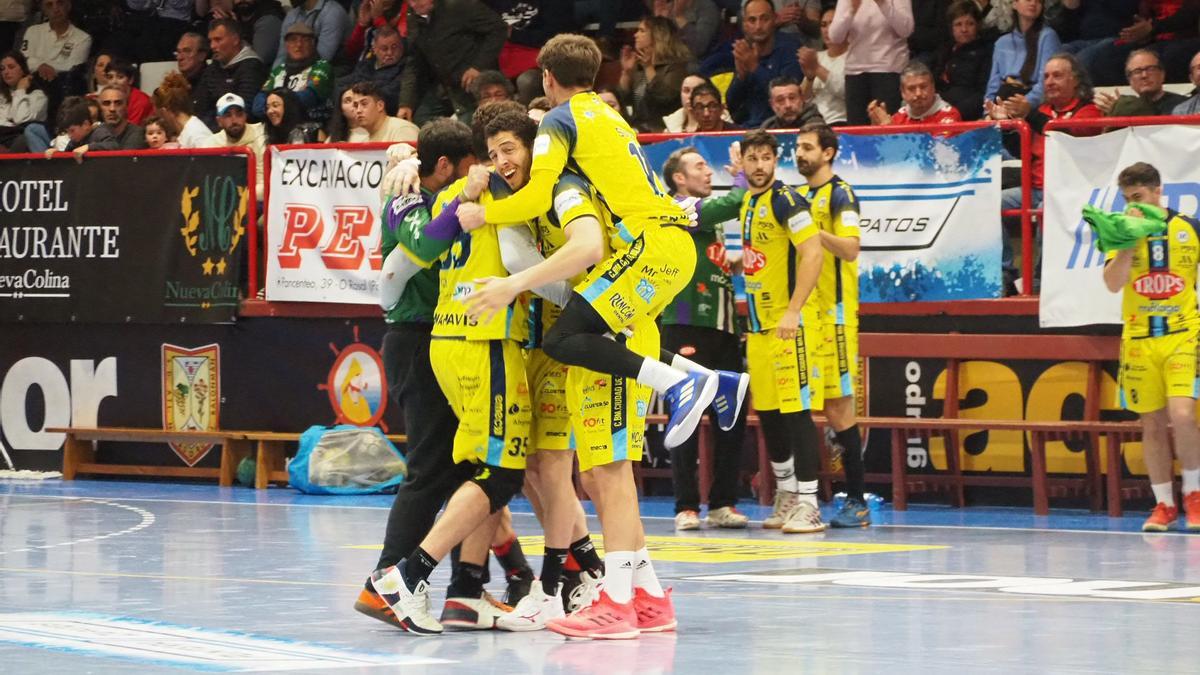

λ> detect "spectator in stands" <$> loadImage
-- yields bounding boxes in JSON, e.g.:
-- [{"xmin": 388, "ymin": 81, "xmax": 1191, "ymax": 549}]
[
  {"xmin": 55, "ymin": 97, "xmax": 119, "ymax": 157},
  {"xmin": 1171, "ymin": 50, "xmax": 1200, "ymax": 115},
  {"xmin": 155, "ymin": 71, "xmax": 216, "ymax": 148},
  {"xmin": 113, "ymin": 0, "xmax": 193, "ymax": 63},
  {"xmin": 397, "ymin": 0, "xmax": 508, "ymax": 124},
  {"xmin": 761, "ymin": 74, "xmax": 824, "ymax": 127},
  {"xmin": 87, "ymin": 50, "xmax": 114, "ymax": 96},
  {"xmin": 1094, "ymin": 49, "xmax": 1186, "ymax": 116},
  {"xmin": 485, "ymin": 0, "xmax": 572, "ymax": 102},
  {"xmin": 702, "ymin": 0, "xmax": 805, "ymax": 127},
  {"xmin": 769, "ymin": 0, "xmax": 823, "ymax": 43},
  {"xmin": 196, "ymin": 19, "xmax": 269, "ymax": 130},
  {"xmin": 975, "ymin": 0, "xmax": 1012, "ymax": 36},
  {"xmin": 618, "ymin": 15, "xmax": 693, "ymax": 132},
  {"xmin": 263, "ymin": 86, "xmax": 321, "ymax": 143},
  {"xmin": 97, "ymin": 84, "xmax": 146, "ymax": 148},
  {"xmin": 176, "ymin": 33, "xmax": 210, "ymax": 98},
  {"xmin": 829, "ymin": 0, "xmax": 914, "ymax": 125},
  {"xmin": 0, "ymin": 0, "xmax": 28, "ymax": 55},
  {"xmin": 0, "ymin": 51, "xmax": 48, "ymax": 148},
  {"xmin": 596, "ymin": 85, "xmax": 626, "ymax": 116},
  {"xmin": 276, "ymin": 0, "xmax": 350, "ymax": 67},
  {"xmin": 105, "ymin": 58, "xmax": 154, "ymax": 125},
  {"xmin": 471, "ymin": 69, "xmax": 515, "ymax": 108},
  {"xmin": 20, "ymin": 92, "xmax": 82, "ymax": 151},
  {"xmin": 143, "ymin": 114, "xmax": 180, "ymax": 148},
  {"xmin": 652, "ymin": 0, "xmax": 722, "ymax": 58},
  {"xmin": 348, "ymin": 80, "xmax": 418, "ymax": 142},
  {"xmin": 210, "ymin": 92, "xmax": 266, "ymax": 194},
  {"xmin": 231, "ymin": 0, "xmax": 286, "ymax": 67},
  {"xmin": 345, "ymin": 0, "xmax": 407, "ymax": 64},
  {"xmin": 985, "ymin": 0, "xmax": 1062, "ymax": 111},
  {"xmin": 910, "ymin": 0, "xmax": 953, "ymax": 65},
  {"xmin": 798, "ymin": 8, "xmax": 848, "ymax": 125},
  {"xmin": 691, "ymin": 79, "xmax": 741, "ymax": 130},
  {"xmin": 254, "ymin": 23, "xmax": 333, "ymax": 124},
  {"xmin": 1081, "ymin": 1, "xmax": 1200, "ymax": 85},
  {"xmin": 337, "ymin": 25, "xmax": 404, "ymax": 113},
  {"xmin": 869, "ymin": 60, "xmax": 963, "ymax": 124},
  {"xmin": 324, "ymin": 86, "xmax": 359, "ymax": 141},
  {"xmin": 1054, "ymin": 0, "xmax": 1136, "ymax": 72},
  {"xmin": 934, "ymin": 0, "xmax": 993, "ymax": 121},
  {"xmin": 663, "ymin": 73, "xmax": 705, "ymax": 131},
  {"xmin": 526, "ymin": 94, "xmax": 550, "ymax": 121},
  {"xmin": 22, "ymin": 0, "xmax": 92, "ymax": 89}
]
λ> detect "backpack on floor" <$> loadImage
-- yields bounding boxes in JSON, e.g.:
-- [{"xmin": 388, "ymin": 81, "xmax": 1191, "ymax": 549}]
[{"xmin": 288, "ymin": 425, "xmax": 407, "ymax": 495}]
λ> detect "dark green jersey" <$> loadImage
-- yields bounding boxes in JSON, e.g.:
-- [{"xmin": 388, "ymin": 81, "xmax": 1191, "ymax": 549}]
[
  {"xmin": 381, "ymin": 188, "xmax": 445, "ymax": 324},
  {"xmin": 661, "ymin": 188, "xmax": 746, "ymax": 333}
]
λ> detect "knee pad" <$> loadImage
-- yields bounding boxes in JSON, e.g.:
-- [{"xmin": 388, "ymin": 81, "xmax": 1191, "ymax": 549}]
[{"xmin": 469, "ymin": 464, "xmax": 525, "ymax": 513}]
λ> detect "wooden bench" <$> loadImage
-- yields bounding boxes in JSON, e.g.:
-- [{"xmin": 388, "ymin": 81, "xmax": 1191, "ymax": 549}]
[{"xmin": 235, "ymin": 430, "xmax": 407, "ymax": 489}]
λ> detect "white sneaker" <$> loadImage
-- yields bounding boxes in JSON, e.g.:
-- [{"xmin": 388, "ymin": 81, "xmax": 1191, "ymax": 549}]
[
  {"xmin": 496, "ymin": 583, "xmax": 565, "ymax": 632},
  {"xmin": 369, "ymin": 565, "xmax": 443, "ymax": 635},
  {"xmin": 564, "ymin": 568, "xmax": 604, "ymax": 614},
  {"xmin": 763, "ymin": 489, "xmax": 800, "ymax": 529},
  {"xmin": 705, "ymin": 506, "xmax": 749, "ymax": 529},
  {"xmin": 782, "ymin": 500, "xmax": 827, "ymax": 534},
  {"xmin": 675, "ymin": 510, "xmax": 701, "ymax": 530},
  {"xmin": 440, "ymin": 591, "xmax": 511, "ymax": 630}
]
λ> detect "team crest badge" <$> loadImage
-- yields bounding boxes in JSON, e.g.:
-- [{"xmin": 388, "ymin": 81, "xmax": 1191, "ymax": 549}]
[
  {"xmin": 318, "ymin": 325, "xmax": 388, "ymax": 428},
  {"xmin": 162, "ymin": 343, "xmax": 220, "ymax": 466}
]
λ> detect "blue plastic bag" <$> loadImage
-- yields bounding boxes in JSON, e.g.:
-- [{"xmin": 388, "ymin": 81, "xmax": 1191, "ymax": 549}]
[{"xmin": 288, "ymin": 425, "xmax": 407, "ymax": 495}]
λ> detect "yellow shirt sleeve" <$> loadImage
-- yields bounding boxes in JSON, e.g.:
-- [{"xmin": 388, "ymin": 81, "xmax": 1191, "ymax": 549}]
[{"xmin": 483, "ymin": 105, "xmax": 574, "ymax": 225}]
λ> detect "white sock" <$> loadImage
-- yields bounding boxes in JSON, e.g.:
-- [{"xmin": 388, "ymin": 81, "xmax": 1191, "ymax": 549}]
[
  {"xmin": 670, "ymin": 352, "xmax": 715, "ymax": 378},
  {"xmin": 636, "ymin": 358, "xmax": 687, "ymax": 393},
  {"xmin": 632, "ymin": 546, "xmax": 664, "ymax": 597},
  {"xmin": 772, "ymin": 459, "xmax": 798, "ymax": 493},
  {"xmin": 1183, "ymin": 468, "xmax": 1200, "ymax": 495},
  {"xmin": 1151, "ymin": 482, "xmax": 1175, "ymax": 507},
  {"xmin": 798, "ymin": 480, "xmax": 819, "ymax": 508},
  {"xmin": 603, "ymin": 551, "xmax": 636, "ymax": 604}
]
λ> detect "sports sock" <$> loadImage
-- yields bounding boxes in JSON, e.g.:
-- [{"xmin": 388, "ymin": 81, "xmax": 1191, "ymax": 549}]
[
  {"xmin": 837, "ymin": 425, "xmax": 865, "ymax": 502},
  {"xmin": 569, "ymin": 535, "xmax": 604, "ymax": 573},
  {"xmin": 541, "ymin": 548, "xmax": 568, "ymax": 596},
  {"xmin": 446, "ymin": 562, "xmax": 486, "ymax": 599},
  {"xmin": 798, "ymin": 480, "xmax": 819, "ymax": 508},
  {"xmin": 637, "ymin": 358, "xmax": 688, "ymax": 393},
  {"xmin": 492, "ymin": 536, "xmax": 533, "ymax": 582},
  {"xmin": 664, "ymin": 349, "xmax": 715, "ymax": 377},
  {"xmin": 603, "ymin": 551, "xmax": 636, "ymax": 604},
  {"xmin": 1183, "ymin": 468, "xmax": 1200, "ymax": 494},
  {"xmin": 1151, "ymin": 482, "xmax": 1175, "ymax": 508},
  {"xmin": 771, "ymin": 458, "xmax": 799, "ymax": 493},
  {"xmin": 633, "ymin": 547, "xmax": 665, "ymax": 597},
  {"xmin": 403, "ymin": 546, "xmax": 438, "ymax": 591}
]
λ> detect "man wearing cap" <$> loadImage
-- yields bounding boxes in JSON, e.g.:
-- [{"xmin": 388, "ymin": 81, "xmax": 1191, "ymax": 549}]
[
  {"xmin": 253, "ymin": 21, "xmax": 333, "ymax": 124},
  {"xmin": 208, "ymin": 93, "xmax": 266, "ymax": 196},
  {"xmin": 195, "ymin": 18, "xmax": 268, "ymax": 130},
  {"xmin": 275, "ymin": 0, "xmax": 349, "ymax": 67}
]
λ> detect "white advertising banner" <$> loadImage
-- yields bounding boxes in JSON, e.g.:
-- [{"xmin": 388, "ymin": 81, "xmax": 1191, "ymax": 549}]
[
  {"xmin": 264, "ymin": 146, "xmax": 388, "ymax": 304},
  {"xmin": 1041, "ymin": 126, "xmax": 1200, "ymax": 327}
]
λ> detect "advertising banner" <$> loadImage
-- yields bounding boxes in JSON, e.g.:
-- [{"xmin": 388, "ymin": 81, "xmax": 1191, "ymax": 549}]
[{"xmin": 0, "ymin": 154, "xmax": 248, "ymax": 323}]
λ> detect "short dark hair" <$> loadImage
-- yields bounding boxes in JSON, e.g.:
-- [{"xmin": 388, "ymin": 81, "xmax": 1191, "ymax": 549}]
[
  {"xmin": 1118, "ymin": 162, "xmax": 1161, "ymax": 189},
  {"xmin": 207, "ymin": 18, "xmax": 241, "ymax": 36},
  {"xmin": 56, "ymin": 100, "xmax": 91, "ymax": 133},
  {"xmin": 373, "ymin": 25, "xmax": 401, "ymax": 42},
  {"xmin": 472, "ymin": 70, "xmax": 515, "ymax": 100},
  {"xmin": 471, "ymin": 99, "xmax": 527, "ymax": 159},
  {"xmin": 349, "ymin": 81, "xmax": 384, "ymax": 101},
  {"xmin": 484, "ymin": 110, "xmax": 538, "ymax": 152},
  {"xmin": 537, "ymin": 34, "xmax": 602, "ymax": 89},
  {"xmin": 741, "ymin": 129, "xmax": 778, "ymax": 155},
  {"xmin": 946, "ymin": 0, "xmax": 982, "ymax": 24},
  {"xmin": 661, "ymin": 145, "xmax": 700, "ymax": 193},
  {"xmin": 768, "ymin": 75, "xmax": 801, "ymax": 93},
  {"xmin": 527, "ymin": 96, "xmax": 552, "ymax": 112},
  {"xmin": 798, "ymin": 123, "xmax": 838, "ymax": 159},
  {"xmin": 416, "ymin": 118, "xmax": 474, "ymax": 178},
  {"xmin": 689, "ymin": 82, "xmax": 721, "ymax": 107},
  {"xmin": 105, "ymin": 57, "xmax": 137, "ymax": 82}
]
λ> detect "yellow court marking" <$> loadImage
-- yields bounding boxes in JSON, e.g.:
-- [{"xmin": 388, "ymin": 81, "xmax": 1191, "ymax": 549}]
[{"xmin": 346, "ymin": 535, "xmax": 946, "ymax": 563}]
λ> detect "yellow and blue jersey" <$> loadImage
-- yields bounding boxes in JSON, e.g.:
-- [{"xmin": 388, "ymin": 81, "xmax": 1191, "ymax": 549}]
[
  {"xmin": 430, "ymin": 173, "xmax": 532, "ymax": 342},
  {"xmin": 1106, "ymin": 209, "xmax": 1200, "ymax": 340},
  {"xmin": 800, "ymin": 175, "xmax": 861, "ymax": 327},
  {"xmin": 738, "ymin": 180, "xmax": 819, "ymax": 332},
  {"xmin": 482, "ymin": 91, "xmax": 690, "ymax": 234}
]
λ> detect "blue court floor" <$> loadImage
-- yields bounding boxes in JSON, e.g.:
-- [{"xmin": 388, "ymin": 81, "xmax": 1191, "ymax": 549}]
[{"xmin": 1, "ymin": 478, "xmax": 1198, "ymax": 674}]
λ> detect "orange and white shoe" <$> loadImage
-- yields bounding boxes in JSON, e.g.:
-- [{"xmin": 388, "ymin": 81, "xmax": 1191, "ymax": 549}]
[
  {"xmin": 1142, "ymin": 502, "xmax": 1179, "ymax": 532},
  {"xmin": 633, "ymin": 588, "xmax": 676, "ymax": 633},
  {"xmin": 546, "ymin": 591, "xmax": 639, "ymax": 640},
  {"xmin": 353, "ymin": 585, "xmax": 402, "ymax": 628},
  {"xmin": 1183, "ymin": 491, "xmax": 1200, "ymax": 531}
]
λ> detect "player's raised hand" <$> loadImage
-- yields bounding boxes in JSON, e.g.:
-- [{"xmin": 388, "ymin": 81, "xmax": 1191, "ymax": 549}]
[
  {"xmin": 463, "ymin": 164, "xmax": 491, "ymax": 201},
  {"xmin": 776, "ymin": 307, "xmax": 801, "ymax": 340},
  {"xmin": 456, "ymin": 201, "xmax": 487, "ymax": 231},
  {"xmin": 380, "ymin": 157, "xmax": 420, "ymax": 201},
  {"xmin": 466, "ymin": 276, "xmax": 520, "ymax": 324}
]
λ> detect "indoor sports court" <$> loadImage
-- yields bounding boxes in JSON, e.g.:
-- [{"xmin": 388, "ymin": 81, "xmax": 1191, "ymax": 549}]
[{"xmin": 2, "ymin": 478, "xmax": 1197, "ymax": 673}]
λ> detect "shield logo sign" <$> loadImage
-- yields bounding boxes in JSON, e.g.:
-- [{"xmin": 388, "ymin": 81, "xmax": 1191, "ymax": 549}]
[{"xmin": 161, "ymin": 343, "xmax": 221, "ymax": 466}]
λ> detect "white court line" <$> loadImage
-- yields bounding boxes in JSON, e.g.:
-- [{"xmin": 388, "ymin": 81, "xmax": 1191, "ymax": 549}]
[
  {"xmin": 0, "ymin": 494, "xmax": 1159, "ymax": 537},
  {"xmin": 0, "ymin": 498, "xmax": 156, "ymax": 556}
]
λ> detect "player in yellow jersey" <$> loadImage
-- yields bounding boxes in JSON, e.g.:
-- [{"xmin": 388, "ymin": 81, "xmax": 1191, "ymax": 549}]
[
  {"xmin": 734, "ymin": 130, "xmax": 828, "ymax": 535},
  {"xmin": 456, "ymin": 35, "xmax": 745, "ymax": 639},
  {"xmin": 1102, "ymin": 162, "xmax": 1200, "ymax": 532},
  {"xmin": 795, "ymin": 124, "xmax": 870, "ymax": 529}
]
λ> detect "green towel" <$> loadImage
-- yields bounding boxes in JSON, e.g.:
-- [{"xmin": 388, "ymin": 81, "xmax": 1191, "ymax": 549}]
[{"xmin": 1082, "ymin": 202, "xmax": 1168, "ymax": 252}]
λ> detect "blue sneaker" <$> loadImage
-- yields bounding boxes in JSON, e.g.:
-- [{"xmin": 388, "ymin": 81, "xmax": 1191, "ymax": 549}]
[
  {"xmin": 663, "ymin": 371, "xmax": 718, "ymax": 449},
  {"xmin": 829, "ymin": 498, "xmax": 872, "ymax": 528},
  {"xmin": 711, "ymin": 370, "xmax": 749, "ymax": 431}
]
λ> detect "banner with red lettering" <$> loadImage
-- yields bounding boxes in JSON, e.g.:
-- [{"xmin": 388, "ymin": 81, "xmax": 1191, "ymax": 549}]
[{"xmin": 264, "ymin": 146, "xmax": 387, "ymax": 303}]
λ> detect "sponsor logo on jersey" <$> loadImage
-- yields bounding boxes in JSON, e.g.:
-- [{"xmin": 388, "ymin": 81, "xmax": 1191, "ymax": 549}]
[
  {"xmin": 743, "ymin": 246, "xmax": 767, "ymax": 275},
  {"xmin": 1133, "ymin": 271, "xmax": 1186, "ymax": 299}
]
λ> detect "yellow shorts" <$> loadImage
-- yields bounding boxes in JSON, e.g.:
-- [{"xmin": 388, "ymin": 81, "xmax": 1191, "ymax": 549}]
[
  {"xmin": 575, "ymin": 225, "xmax": 695, "ymax": 333},
  {"xmin": 746, "ymin": 326, "xmax": 823, "ymax": 413},
  {"xmin": 429, "ymin": 338, "xmax": 530, "ymax": 469},
  {"xmin": 1118, "ymin": 328, "xmax": 1199, "ymax": 413},
  {"xmin": 525, "ymin": 348, "xmax": 572, "ymax": 452},
  {"xmin": 567, "ymin": 319, "xmax": 659, "ymax": 472},
  {"xmin": 820, "ymin": 323, "xmax": 859, "ymax": 400}
]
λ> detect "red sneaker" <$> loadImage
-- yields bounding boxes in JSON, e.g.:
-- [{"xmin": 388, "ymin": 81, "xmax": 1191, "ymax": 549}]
[
  {"xmin": 633, "ymin": 587, "xmax": 676, "ymax": 633},
  {"xmin": 546, "ymin": 591, "xmax": 640, "ymax": 640},
  {"xmin": 353, "ymin": 585, "xmax": 402, "ymax": 628},
  {"xmin": 1183, "ymin": 491, "xmax": 1200, "ymax": 531},
  {"xmin": 1142, "ymin": 502, "xmax": 1179, "ymax": 532}
]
